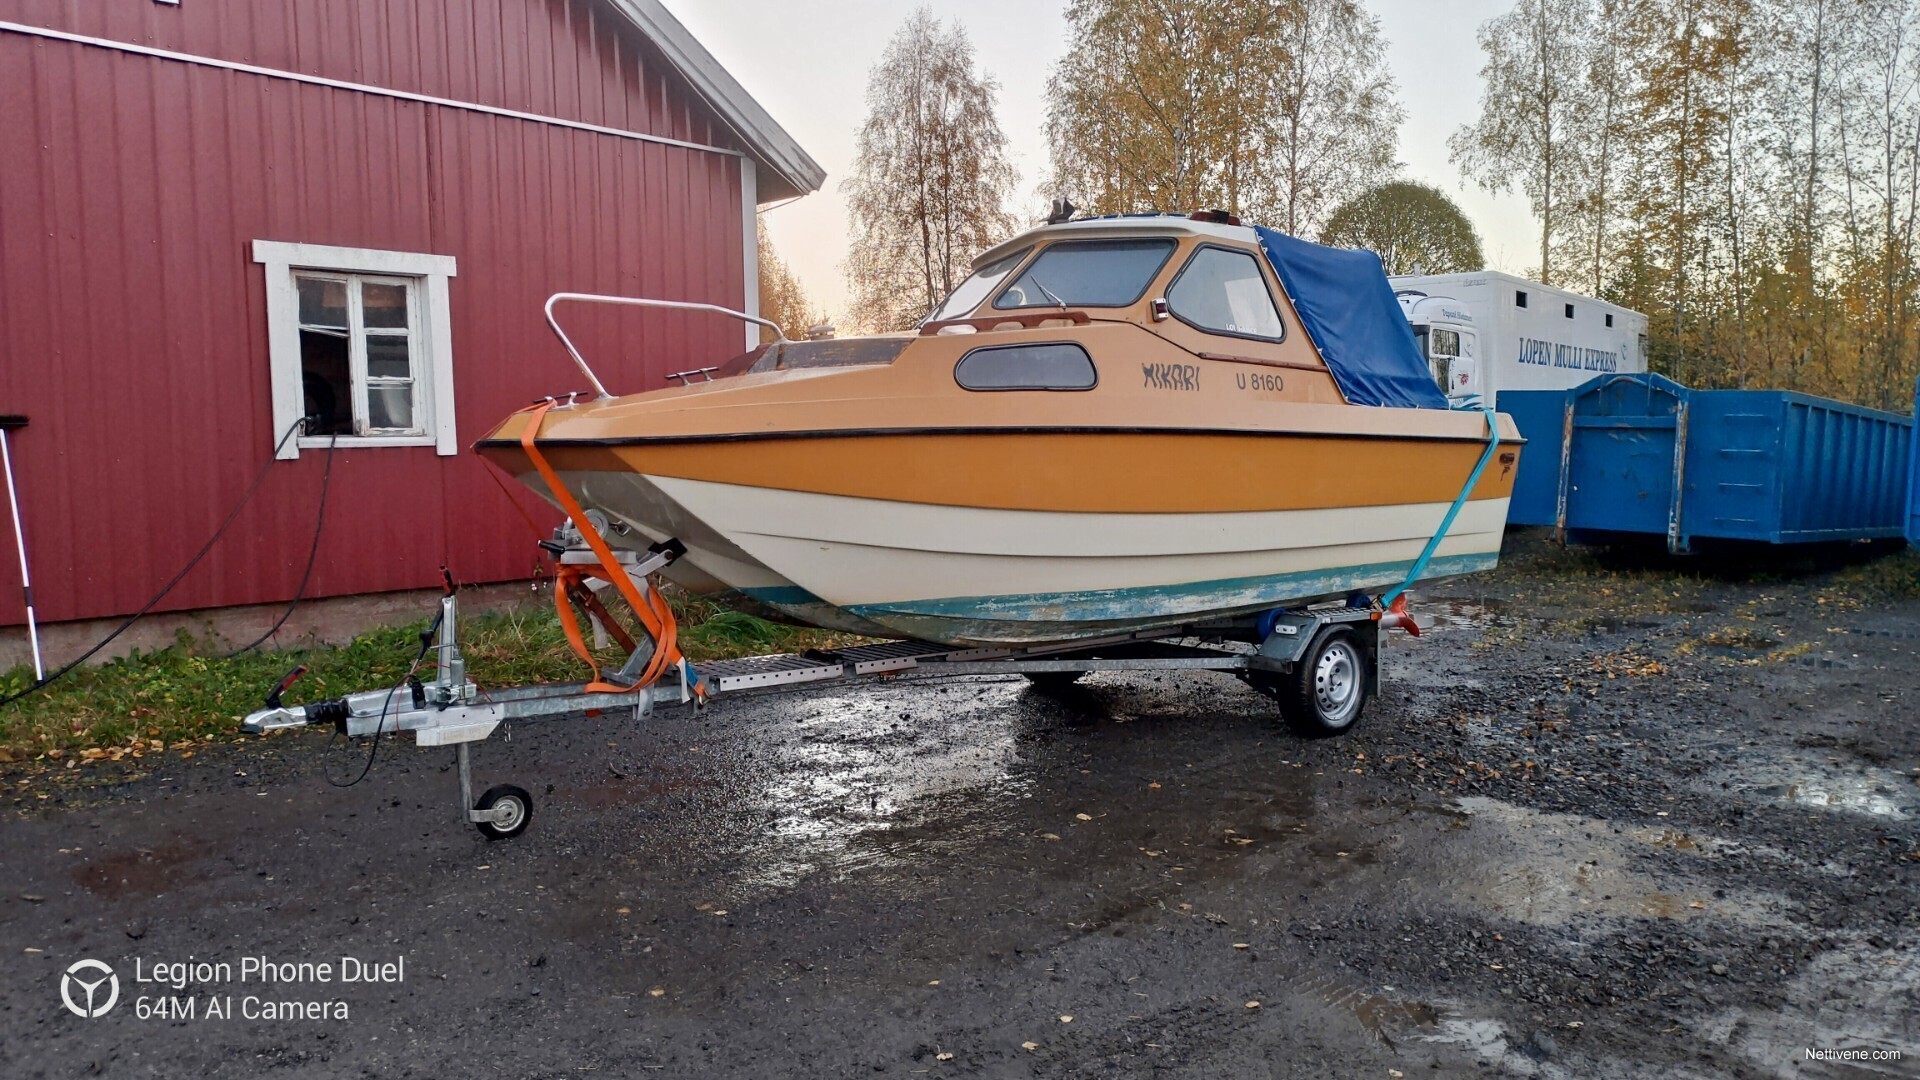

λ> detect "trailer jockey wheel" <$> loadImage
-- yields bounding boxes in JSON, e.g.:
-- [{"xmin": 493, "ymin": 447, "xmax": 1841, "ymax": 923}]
[
  {"xmin": 1269, "ymin": 625, "xmax": 1370, "ymax": 738},
  {"xmin": 474, "ymin": 784, "xmax": 534, "ymax": 840}
]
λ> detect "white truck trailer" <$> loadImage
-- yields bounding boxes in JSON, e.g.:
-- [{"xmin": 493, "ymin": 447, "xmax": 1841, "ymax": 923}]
[{"xmin": 1388, "ymin": 271, "xmax": 1649, "ymax": 409}]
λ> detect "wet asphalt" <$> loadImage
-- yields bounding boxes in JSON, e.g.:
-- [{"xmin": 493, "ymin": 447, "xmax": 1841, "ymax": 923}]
[{"xmin": 1, "ymin": 537, "xmax": 1917, "ymax": 1079}]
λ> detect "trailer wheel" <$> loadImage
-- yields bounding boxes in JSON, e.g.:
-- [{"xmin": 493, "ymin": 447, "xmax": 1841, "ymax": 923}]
[
  {"xmin": 1271, "ymin": 625, "xmax": 1370, "ymax": 737},
  {"xmin": 474, "ymin": 784, "xmax": 533, "ymax": 840},
  {"xmin": 1023, "ymin": 671, "xmax": 1085, "ymax": 690}
]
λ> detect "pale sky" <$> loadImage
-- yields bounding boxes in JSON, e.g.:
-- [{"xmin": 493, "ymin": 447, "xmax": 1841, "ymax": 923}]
[{"xmin": 660, "ymin": 0, "xmax": 1537, "ymax": 323}]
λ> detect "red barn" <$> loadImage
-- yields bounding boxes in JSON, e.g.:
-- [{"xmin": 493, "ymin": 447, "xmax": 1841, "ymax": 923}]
[{"xmin": 0, "ymin": 0, "xmax": 822, "ymax": 667}]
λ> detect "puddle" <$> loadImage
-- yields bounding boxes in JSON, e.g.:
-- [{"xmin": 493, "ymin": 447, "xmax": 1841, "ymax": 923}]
[
  {"xmin": 1259, "ymin": 955, "xmax": 1438, "ymax": 1049},
  {"xmin": 731, "ymin": 685, "xmax": 1032, "ymax": 894},
  {"xmin": 1441, "ymin": 798, "xmax": 1786, "ymax": 928},
  {"xmin": 1422, "ymin": 597, "xmax": 1510, "ymax": 632},
  {"xmin": 1721, "ymin": 761, "xmax": 1914, "ymax": 820},
  {"xmin": 1762, "ymin": 779, "xmax": 1908, "ymax": 820},
  {"xmin": 1698, "ymin": 934, "xmax": 1920, "ymax": 1078},
  {"xmin": 1417, "ymin": 1014, "xmax": 1606, "ymax": 1078}
]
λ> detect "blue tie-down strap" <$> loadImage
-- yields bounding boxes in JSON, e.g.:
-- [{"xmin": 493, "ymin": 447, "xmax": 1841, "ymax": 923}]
[{"xmin": 1382, "ymin": 407, "xmax": 1502, "ymax": 607}]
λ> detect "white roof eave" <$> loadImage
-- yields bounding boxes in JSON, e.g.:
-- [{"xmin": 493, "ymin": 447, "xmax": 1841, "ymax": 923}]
[{"xmin": 602, "ymin": 0, "xmax": 827, "ymax": 202}]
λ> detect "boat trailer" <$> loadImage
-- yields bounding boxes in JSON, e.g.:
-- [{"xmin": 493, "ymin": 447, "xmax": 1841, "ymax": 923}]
[{"xmin": 240, "ymin": 529, "xmax": 1398, "ymax": 840}]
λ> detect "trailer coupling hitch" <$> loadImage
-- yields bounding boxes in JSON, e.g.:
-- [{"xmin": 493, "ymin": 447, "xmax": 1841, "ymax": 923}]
[{"xmin": 240, "ymin": 664, "xmax": 356, "ymax": 734}]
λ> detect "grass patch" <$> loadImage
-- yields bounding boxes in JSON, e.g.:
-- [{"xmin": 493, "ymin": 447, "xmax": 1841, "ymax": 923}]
[
  {"xmin": 1822, "ymin": 547, "xmax": 1920, "ymax": 603},
  {"xmin": 0, "ymin": 591, "xmax": 864, "ymax": 765}
]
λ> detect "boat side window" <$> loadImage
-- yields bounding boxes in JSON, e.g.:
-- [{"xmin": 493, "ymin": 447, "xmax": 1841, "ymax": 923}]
[
  {"xmin": 992, "ymin": 238, "xmax": 1176, "ymax": 310},
  {"xmin": 954, "ymin": 343, "xmax": 1097, "ymax": 391},
  {"xmin": 1164, "ymin": 246, "xmax": 1285, "ymax": 341},
  {"xmin": 928, "ymin": 248, "xmax": 1030, "ymax": 323}
]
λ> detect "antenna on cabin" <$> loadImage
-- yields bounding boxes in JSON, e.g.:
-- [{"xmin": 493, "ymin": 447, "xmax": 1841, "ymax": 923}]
[{"xmin": 1044, "ymin": 198, "xmax": 1076, "ymax": 225}]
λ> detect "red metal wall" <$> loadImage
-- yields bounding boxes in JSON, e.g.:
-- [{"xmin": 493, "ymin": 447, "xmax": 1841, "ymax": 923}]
[{"xmin": 0, "ymin": 1, "xmax": 753, "ymax": 626}]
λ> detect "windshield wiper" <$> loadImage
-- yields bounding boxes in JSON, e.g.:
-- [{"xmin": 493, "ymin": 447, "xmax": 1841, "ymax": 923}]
[{"xmin": 1030, "ymin": 276, "xmax": 1067, "ymax": 308}]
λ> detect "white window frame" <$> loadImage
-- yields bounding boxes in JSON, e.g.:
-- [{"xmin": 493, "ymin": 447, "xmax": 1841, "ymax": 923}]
[{"xmin": 253, "ymin": 240, "xmax": 457, "ymax": 460}]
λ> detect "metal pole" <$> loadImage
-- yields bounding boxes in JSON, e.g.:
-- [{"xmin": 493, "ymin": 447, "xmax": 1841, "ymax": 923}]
[{"xmin": 0, "ymin": 417, "xmax": 43, "ymax": 680}]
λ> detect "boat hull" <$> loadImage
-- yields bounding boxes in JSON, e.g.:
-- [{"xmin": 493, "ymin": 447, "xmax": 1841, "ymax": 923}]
[{"xmin": 490, "ymin": 429, "xmax": 1516, "ymax": 646}]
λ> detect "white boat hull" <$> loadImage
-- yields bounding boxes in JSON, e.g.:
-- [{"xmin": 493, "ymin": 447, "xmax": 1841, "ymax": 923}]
[{"xmin": 552, "ymin": 469, "xmax": 1506, "ymax": 646}]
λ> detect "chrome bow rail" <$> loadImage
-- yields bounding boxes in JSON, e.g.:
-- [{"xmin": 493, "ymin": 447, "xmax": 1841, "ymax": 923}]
[{"xmin": 543, "ymin": 292, "xmax": 789, "ymax": 399}]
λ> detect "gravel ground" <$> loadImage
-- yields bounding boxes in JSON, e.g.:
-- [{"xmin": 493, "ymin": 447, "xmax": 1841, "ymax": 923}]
[{"xmin": 1, "ymin": 534, "xmax": 1916, "ymax": 1079}]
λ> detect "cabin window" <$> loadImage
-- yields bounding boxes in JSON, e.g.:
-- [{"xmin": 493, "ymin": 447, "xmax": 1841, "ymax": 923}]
[
  {"xmin": 955, "ymin": 343, "xmax": 1097, "ymax": 391},
  {"xmin": 928, "ymin": 248, "xmax": 1029, "ymax": 322},
  {"xmin": 992, "ymin": 238, "xmax": 1175, "ymax": 310},
  {"xmin": 254, "ymin": 241, "xmax": 457, "ymax": 460},
  {"xmin": 1166, "ymin": 246, "xmax": 1285, "ymax": 340}
]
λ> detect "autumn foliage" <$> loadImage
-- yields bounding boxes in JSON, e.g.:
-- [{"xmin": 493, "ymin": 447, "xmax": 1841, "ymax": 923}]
[{"xmin": 1456, "ymin": 0, "xmax": 1920, "ymax": 409}]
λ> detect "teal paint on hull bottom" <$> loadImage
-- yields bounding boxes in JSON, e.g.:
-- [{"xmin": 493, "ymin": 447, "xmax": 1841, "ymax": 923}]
[{"xmin": 741, "ymin": 552, "xmax": 1498, "ymax": 646}]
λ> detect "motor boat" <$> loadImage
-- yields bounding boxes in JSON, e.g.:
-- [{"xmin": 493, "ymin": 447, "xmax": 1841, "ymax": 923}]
[{"xmin": 476, "ymin": 213, "xmax": 1521, "ymax": 648}]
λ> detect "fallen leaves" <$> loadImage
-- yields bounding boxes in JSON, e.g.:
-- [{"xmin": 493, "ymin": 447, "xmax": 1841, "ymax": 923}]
[
  {"xmin": 1074, "ymin": 813, "xmax": 1093, "ymax": 822},
  {"xmin": 1058, "ymin": 1015, "xmax": 1073, "ymax": 1023},
  {"xmin": 648, "ymin": 987, "xmax": 665, "ymax": 997},
  {"xmin": 1244, "ymin": 1000, "xmax": 1261, "ymax": 1010},
  {"xmin": 1021, "ymin": 1041, "xmax": 1039, "ymax": 1052},
  {"xmin": 1232, "ymin": 943, "xmax": 1249, "ymax": 950}
]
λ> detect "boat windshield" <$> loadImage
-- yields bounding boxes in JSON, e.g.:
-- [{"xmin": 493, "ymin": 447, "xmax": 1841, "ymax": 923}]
[
  {"xmin": 926, "ymin": 247, "xmax": 1029, "ymax": 323},
  {"xmin": 708, "ymin": 337, "xmax": 912, "ymax": 379},
  {"xmin": 993, "ymin": 238, "xmax": 1177, "ymax": 310}
]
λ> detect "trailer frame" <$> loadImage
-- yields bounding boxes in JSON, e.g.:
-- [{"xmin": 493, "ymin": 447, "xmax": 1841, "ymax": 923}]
[{"xmin": 241, "ymin": 569, "xmax": 1385, "ymax": 840}]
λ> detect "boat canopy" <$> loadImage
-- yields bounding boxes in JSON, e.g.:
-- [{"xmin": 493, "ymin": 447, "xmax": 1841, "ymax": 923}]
[{"xmin": 1254, "ymin": 227, "xmax": 1448, "ymax": 410}]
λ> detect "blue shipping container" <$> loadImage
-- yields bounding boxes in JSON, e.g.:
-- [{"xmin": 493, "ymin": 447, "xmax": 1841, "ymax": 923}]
[{"xmin": 1502, "ymin": 374, "xmax": 1914, "ymax": 551}]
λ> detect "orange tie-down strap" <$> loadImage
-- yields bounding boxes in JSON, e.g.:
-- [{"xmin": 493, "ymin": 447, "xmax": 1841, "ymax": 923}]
[{"xmin": 517, "ymin": 401, "xmax": 699, "ymax": 697}]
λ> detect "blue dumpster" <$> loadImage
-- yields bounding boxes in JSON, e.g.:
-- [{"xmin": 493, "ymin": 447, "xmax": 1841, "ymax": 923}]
[
  {"xmin": 1503, "ymin": 374, "xmax": 1914, "ymax": 551},
  {"xmin": 1909, "ymin": 377, "xmax": 1919, "ymax": 548}
]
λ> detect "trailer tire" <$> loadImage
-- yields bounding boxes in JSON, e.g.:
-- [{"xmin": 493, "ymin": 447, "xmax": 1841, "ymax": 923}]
[
  {"xmin": 1023, "ymin": 671, "xmax": 1085, "ymax": 690},
  {"xmin": 1271, "ymin": 625, "xmax": 1369, "ymax": 738},
  {"xmin": 475, "ymin": 784, "xmax": 533, "ymax": 840}
]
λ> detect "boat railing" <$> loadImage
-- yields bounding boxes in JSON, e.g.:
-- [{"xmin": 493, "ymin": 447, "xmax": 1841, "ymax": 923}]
[{"xmin": 543, "ymin": 292, "xmax": 789, "ymax": 399}]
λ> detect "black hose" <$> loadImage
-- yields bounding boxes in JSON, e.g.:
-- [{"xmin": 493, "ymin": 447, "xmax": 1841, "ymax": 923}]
[
  {"xmin": 224, "ymin": 432, "xmax": 338, "ymax": 656},
  {"xmin": 324, "ymin": 608, "xmax": 443, "ymax": 788},
  {"xmin": 0, "ymin": 417, "xmax": 311, "ymax": 709}
]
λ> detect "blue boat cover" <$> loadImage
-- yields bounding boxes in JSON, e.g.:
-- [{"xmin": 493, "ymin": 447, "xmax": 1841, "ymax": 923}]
[{"xmin": 1254, "ymin": 227, "xmax": 1447, "ymax": 409}]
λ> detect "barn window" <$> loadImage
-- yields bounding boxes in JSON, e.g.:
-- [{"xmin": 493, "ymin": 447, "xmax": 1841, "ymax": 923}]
[{"xmin": 254, "ymin": 241, "xmax": 457, "ymax": 459}]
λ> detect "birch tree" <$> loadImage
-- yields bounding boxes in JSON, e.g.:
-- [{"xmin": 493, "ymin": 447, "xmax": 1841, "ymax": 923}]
[
  {"xmin": 757, "ymin": 220, "xmax": 823, "ymax": 343},
  {"xmin": 1555, "ymin": 0, "xmax": 1636, "ymax": 296},
  {"xmin": 1272, "ymin": 0, "xmax": 1402, "ymax": 235},
  {"xmin": 1456, "ymin": 0, "xmax": 1920, "ymax": 405},
  {"xmin": 1044, "ymin": 0, "xmax": 1401, "ymax": 234},
  {"xmin": 843, "ymin": 7, "xmax": 1018, "ymax": 332},
  {"xmin": 1448, "ymin": 0, "xmax": 1591, "ymax": 285}
]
